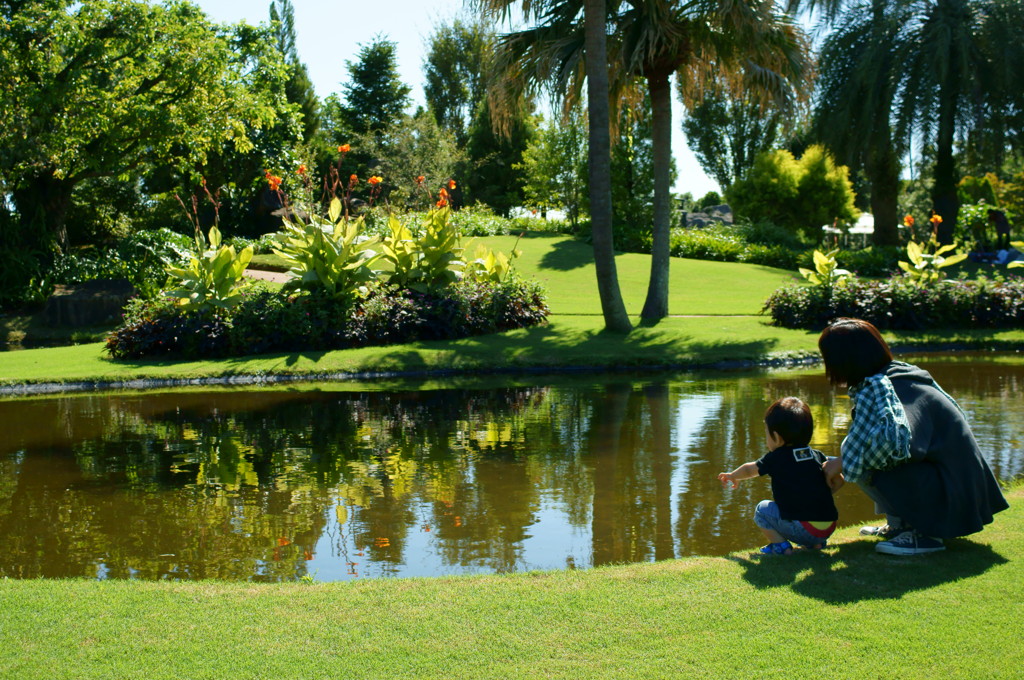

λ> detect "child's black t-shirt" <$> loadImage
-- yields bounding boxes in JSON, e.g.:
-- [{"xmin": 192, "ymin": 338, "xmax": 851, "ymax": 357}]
[{"xmin": 756, "ymin": 445, "xmax": 838, "ymax": 522}]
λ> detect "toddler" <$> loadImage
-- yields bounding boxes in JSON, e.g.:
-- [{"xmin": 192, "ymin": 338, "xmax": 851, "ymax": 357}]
[{"xmin": 718, "ymin": 396, "xmax": 839, "ymax": 555}]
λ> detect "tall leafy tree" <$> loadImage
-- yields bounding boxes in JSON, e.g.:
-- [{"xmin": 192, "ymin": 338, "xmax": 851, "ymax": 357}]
[
  {"xmin": 269, "ymin": 0, "xmax": 320, "ymax": 141},
  {"xmin": 423, "ymin": 18, "xmax": 494, "ymax": 146},
  {"xmin": 0, "ymin": 0, "xmax": 283, "ymax": 253},
  {"xmin": 516, "ymin": 112, "xmax": 589, "ymax": 225},
  {"xmin": 682, "ymin": 76, "xmax": 789, "ymax": 190},
  {"xmin": 341, "ymin": 35, "xmax": 412, "ymax": 137},
  {"xmin": 465, "ymin": 96, "xmax": 536, "ymax": 216}
]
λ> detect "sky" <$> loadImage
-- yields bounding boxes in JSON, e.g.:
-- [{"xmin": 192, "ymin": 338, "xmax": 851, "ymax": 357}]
[{"xmin": 194, "ymin": 0, "xmax": 720, "ymax": 198}]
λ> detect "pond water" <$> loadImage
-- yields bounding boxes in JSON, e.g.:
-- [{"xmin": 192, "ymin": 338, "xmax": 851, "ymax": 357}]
[{"xmin": 1, "ymin": 354, "xmax": 1021, "ymax": 582}]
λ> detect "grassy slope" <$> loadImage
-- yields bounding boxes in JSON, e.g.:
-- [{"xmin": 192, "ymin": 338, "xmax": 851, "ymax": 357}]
[
  {"xmin": 2, "ymin": 485, "xmax": 1021, "ymax": 679},
  {"xmin": 3, "ymin": 234, "xmax": 1023, "ymax": 387}
]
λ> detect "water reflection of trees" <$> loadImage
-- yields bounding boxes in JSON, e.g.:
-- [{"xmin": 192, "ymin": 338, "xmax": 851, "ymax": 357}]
[{"xmin": 0, "ymin": 358, "xmax": 1020, "ymax": 580}]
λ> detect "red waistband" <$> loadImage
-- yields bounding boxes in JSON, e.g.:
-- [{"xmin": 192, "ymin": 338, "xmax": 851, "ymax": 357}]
[{"xmin": 799, "ymin": 520, "xmax": 837, "ymax": 538}]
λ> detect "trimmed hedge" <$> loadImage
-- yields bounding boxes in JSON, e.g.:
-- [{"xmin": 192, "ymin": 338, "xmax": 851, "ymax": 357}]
[
  {"xmin": 106, "ymin": 279, "xmax": 549, "ymax": 360},
  {"xmin": 764, "ymin": 276, "xmax": 1024, "ymax": 330}
]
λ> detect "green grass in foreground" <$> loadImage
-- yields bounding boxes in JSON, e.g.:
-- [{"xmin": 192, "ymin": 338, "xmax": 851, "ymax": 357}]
[
  {"xmin": 2, "ymin": 232, "xmax": 1023, "ymax": 387},
  {"xmin": 2, "ymin": 485, "xmax": 1021, "ymax": 679}
]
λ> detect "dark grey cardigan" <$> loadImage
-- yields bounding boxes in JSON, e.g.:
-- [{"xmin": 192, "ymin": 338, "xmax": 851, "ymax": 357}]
[{"xmin": 868, "ymin": 362, "xmax": 1008, "ymax": 538}]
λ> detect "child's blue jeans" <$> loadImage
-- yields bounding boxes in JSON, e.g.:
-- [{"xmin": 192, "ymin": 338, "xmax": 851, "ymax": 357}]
[{"xmin": 753, "ymin": 500, "xmax": 830, "ymax": 548}]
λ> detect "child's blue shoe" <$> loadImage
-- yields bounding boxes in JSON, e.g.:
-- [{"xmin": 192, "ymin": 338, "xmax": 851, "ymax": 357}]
[{"xmin": 760, "ymin": 541, "xmax": 793, "ymax": 555}]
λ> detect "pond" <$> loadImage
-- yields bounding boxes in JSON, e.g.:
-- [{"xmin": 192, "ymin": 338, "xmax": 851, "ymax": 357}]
[{"xmin": 1, "ymin": 354, "xmax": 1021, "ymax": 582}]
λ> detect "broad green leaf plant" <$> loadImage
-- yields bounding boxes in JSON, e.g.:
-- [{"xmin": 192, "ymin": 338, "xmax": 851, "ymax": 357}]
[
  {"xmin": 273, "ymin": 197, "xmax": 383, "ymax": 299},
  {"xmin": 898, "ymin": 240, "xmax": 968, "ymax": 284},
  {"xmin": 380, "ymin": 208, "xmax": 467, "ymax": 293},
  {"xmin": 166, "ymin": 225, "xmax": 253, "ymax": 312},
  {"xmin": 799, "ymin": 249, "xmax": 851, "ymax": 289},
  {"xmin": 465, "ymin": 237, "xmax": 523, "ymax": 284}
]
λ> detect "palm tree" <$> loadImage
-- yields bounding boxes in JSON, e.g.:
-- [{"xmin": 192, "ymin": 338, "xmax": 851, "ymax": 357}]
[
  {"xmin": 479, "ymin": 0, "xmax": 633, "ymax": 331},
  {"xmin": 813, "ymin": 0, "xmax": 904, "ymax": 245},
  {"xmin": 480, "ymin": 0, "xmax": 810, "ymax": 322},
  {"xmin": 810, "ymin": 0, "xmax": 1024, "ymax": 244},
  {"xmin": 616, "ymin": 0, "xmax": 810, "ymax": 320},
  {"xmin": 585, "ymin": 0, "xmax": 635, "ymax": 332}
]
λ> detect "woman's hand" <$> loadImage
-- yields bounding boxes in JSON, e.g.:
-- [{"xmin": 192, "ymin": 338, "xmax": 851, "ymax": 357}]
[{"xmin": 823, "ymin": 457, "xmax": 845, "ymax": 492}]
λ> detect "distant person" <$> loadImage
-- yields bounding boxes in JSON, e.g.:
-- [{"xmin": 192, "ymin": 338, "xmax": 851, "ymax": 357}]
[
  {"xmin": 818, "ymin": 318, "xmax": 1008, "ymax": 555},
  {"xmin": 718, "ymin": 397, "xmax": 839, "ymax": 555},
  {"xmin": 988, "ymin": 209, "xmax": 1011, "ymax": 251}
]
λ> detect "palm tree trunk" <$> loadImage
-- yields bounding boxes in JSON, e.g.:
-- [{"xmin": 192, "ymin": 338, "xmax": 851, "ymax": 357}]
[
  {"xmin": 583, "ymin": 0, "xmax": 632, "ymax": 333},
  {"xmin": 867, "ymin": 143, "xmax": 901, "ymax": 246},
  {"xmin": 932, "ymin": 80, "xmax": 959, "ymax": 244},
  {"xmin": 641, "ymin": 70, "xmax": 672, "ymax": 322}
]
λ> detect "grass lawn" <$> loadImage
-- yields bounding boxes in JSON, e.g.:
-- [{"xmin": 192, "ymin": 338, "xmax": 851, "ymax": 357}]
[
  {"xmin": 3, "ymin": 233, "xmax": 1023, "ymax": 389},
  {"xmin": 2, "ymin": 484, "xmax": 1021, "ymax": 679}
]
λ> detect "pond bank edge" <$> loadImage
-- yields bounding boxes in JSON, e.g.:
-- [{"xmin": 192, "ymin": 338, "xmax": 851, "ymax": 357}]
[{"xmin": 2, "ymin": 340, "xmax": 1020, "ymax": 396}]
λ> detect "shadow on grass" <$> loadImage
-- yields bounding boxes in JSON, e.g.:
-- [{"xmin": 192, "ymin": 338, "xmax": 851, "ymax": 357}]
[
  {"xmin": 361, "ymin": 323, "xmax": 783, "ymax": 370},
  {"xmin": 730, "ymin": 537, "xmax": 1008, "ymax": 603},
  {"xmin": 538, "ymin": 238, "xmax": 598, "ymax": 272}
]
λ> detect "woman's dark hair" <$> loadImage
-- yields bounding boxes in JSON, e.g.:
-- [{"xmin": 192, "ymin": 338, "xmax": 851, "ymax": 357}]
[
  {"xmin": 764, "ymin": 397, "xmax": 813, "ymax": 447},
  {"xmin": 818, "ymin": 317, "xmax": 893, "ymax": 387}
]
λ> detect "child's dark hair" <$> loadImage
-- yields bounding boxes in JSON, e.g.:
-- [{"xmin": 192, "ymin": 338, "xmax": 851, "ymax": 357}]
[{"xmin": 764, "ymin": 397, "xmax": 813, "ymax": 447}]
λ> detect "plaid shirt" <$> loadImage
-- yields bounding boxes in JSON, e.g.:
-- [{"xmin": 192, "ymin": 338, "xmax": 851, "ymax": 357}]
[{"xmin": 841, "ymin": 368, "xmax": 912, "ymax": 484}]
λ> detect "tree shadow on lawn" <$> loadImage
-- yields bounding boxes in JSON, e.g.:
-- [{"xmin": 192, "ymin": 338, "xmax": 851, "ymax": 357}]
[
  {"xmin": 729, "ymin": 537, "xmax": 1008, "ymax": 603},
  {"xmin": 362, "ymin": 323, "xmax": 784, "ymax": 370},
  {"xmin": 537, "ymin": 238, "xmax": 607, "ymax": 272}
]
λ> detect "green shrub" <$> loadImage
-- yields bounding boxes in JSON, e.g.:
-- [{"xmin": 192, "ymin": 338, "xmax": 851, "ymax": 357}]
[
  {"xmin": 105, "ymin": 296, "xmax": 233, "ymax": 359},
  {"xmin": 670, "ymin": 227, "xmax": 745, "ymax": 262},
  {"xmin": 45, "ymin": 228, "xmax": 191, "ymax": 300},
  {"xmin": 727, "ymin": 145, "xmax": 858, "ymax": 239},
  {"xmin": 106, "ymin": 279, "xmax": 549, "ymax": 360},
  {"xmin": 834, "ymin": 246, "xmax": 903, "ymax": 278},
  {"xmin": 697, "ymin": 191, "xmax": 723, "ymax": 210},
  {"xmin": 763, "ymin": 275, "xmax": 1024, "ymax": 330}
]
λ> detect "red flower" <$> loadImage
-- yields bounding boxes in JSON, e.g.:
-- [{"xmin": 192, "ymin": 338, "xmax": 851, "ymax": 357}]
[
  {"xmin": 368, "ymin": 176, "xmax": 383, "ymax": 186},
  {"xmin": 416, "ymin": 175, "xmax": 425, "ymax": 185},
  {"xmin": 448, "ymin": 179, "xmax": 457, "ymax": 190},
  {"xmin": 436, "ymin": 187, "xmax": 449, "ymax": 208},
  {"xmin": 297, "ymin": 164, "xmax": 307, "ymax": 175},
  {"xmin": 338, "ymin": 144, "xmax": 351, "ymax": 153}
]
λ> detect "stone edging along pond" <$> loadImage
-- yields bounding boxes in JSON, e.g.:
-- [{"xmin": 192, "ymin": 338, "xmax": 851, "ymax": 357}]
[{"xmin": 5, "ymin": 340, "xmax": 1019, "ymax": 397}]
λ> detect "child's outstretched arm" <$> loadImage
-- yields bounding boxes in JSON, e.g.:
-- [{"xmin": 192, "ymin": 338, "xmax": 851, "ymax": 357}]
[{"xmin": 718, "ymin": 462, "xmax": 759, "ymax": 489}]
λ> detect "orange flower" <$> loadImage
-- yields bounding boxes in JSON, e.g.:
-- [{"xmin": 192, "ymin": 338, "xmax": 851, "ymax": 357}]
[
  {"xmin": 903, "ymin": 214, "xmax": 915, "ymax": 227},
  {"xmin": 277, "ymin": 537, "xmax": 291, "ymax": 547},
  {"xmin": 349, "ymin": 173, "xmax": 358, "ymax": 186},
  {"xmin": 266, "ymin": 173, "xmax": 283, "ymax": 191},
  {"xmin": 368, "ymin": 175, "xmax": 383, "ymax": 186},
  {"xmin": 448, "ymin": 179, "xmax": 457, "ymax": 190},
  {"xmin": 930, "ymin": 214, "xmax": 943, "ymax": 225},
  {"xmin": 436, "ymin": 187, "xmax": 449, "ymax": 208},
  {"xmin": 297, "ymin": 164, "xmax": 307, "ymax": 175},
  {"xmin": 338, "ymin": 144, "xmax": 351, "ymax": 153},
  {"xmin": 416, "ymin": 175, "xmax": 425, "ymax": 185}
]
